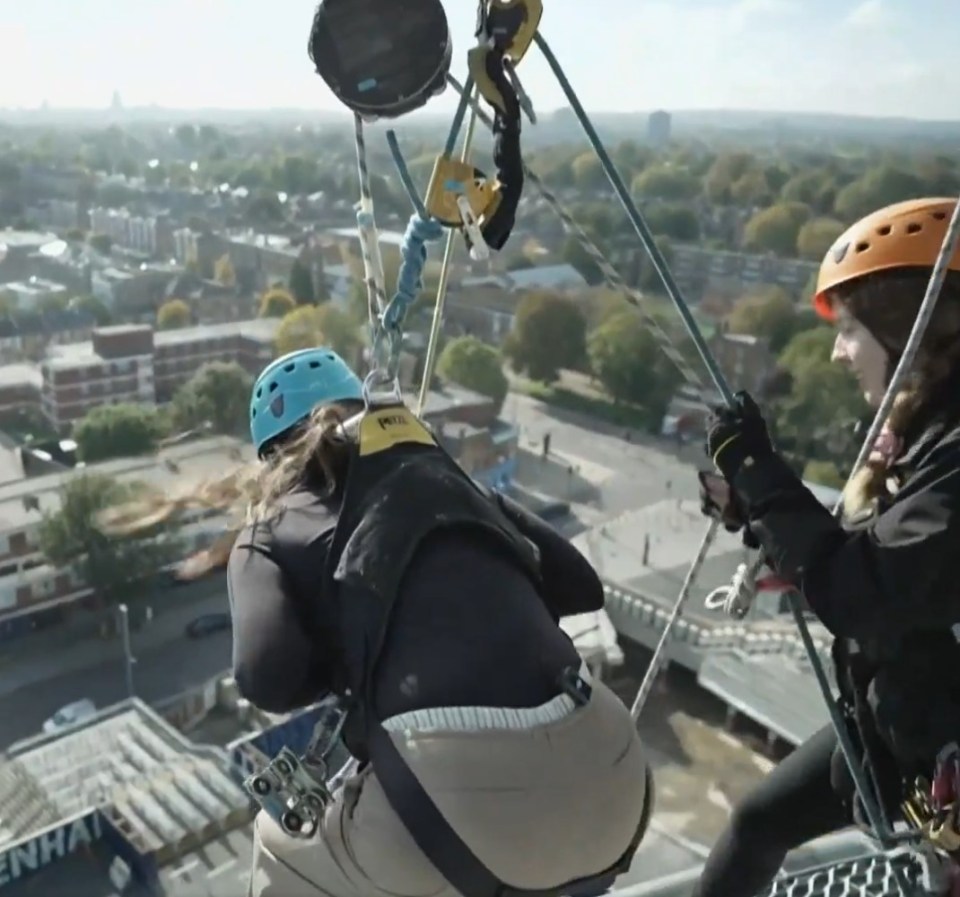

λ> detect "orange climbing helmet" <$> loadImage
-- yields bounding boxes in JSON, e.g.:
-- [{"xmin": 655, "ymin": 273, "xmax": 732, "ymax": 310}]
[{"xmin": 813, "ymin": 197, "xmax": 960, "ymax": 321}]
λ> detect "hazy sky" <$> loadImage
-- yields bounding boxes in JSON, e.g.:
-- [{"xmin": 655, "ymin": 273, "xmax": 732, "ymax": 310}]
[{"xmin": 4, "ymin": 0, "xmax": 957, "ymax": 118}]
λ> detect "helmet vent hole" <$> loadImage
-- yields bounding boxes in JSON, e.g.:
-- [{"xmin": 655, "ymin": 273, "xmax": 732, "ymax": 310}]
[
  {"xmin": 877, "ymin": 225, "xmax": 892, "ymax": 236},
  {"xmin": 269, "ymin": 382, "xmax": 278, "ymax": 392},
  {"xmin": 309, "ymin": 360, "xmax": 321, "ymax": 368},
  {"xmin": 855, "ymin": 241, "xmax": 870, "ymax": 253},
  {"xmin": 932, "ymin": 211, "xmax": 947, "ymax": 220},
  {"xmin": 255, "ymin": 387, "xmax": 262, "ymax": 398},
  {"xmin": 283, "ymin": 362, "xmax": 296, "ymax": 372},
  {"xmin": 906, "ymin": 223, "xmax": 922, "ymax": 234},
  {"xmin": 327, "ymin": 354, "xmax": 336, "ymax": 360}
]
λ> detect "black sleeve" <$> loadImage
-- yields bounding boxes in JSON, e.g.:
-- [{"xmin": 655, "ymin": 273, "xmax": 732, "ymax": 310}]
[
  {"xmin": 227, "ymin": 526, "xmax": 332, "ymax": 713},
  {"xmin": 732, "ymin": 440, "xmax": 960, "ymax": 642},
  {"xmin": 492, "ymin": 490, "xmax": 605, "ymax": 617}
]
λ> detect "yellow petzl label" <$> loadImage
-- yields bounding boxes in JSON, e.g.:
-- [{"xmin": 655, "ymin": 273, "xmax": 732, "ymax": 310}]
[{"xmin": 358, "ymin": 405, "xmax": 436, "ymax": 456}]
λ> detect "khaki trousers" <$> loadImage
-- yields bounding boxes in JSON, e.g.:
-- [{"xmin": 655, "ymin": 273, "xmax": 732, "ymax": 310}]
[{"xmin": 249, "ymin": 680, "xmax": 649, "ymax": 896}]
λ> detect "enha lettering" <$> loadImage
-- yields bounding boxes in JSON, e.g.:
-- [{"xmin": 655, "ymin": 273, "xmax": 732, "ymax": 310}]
[{"xmin": 0, "ymin": 815, "xmax": 101, "ymax": 885}]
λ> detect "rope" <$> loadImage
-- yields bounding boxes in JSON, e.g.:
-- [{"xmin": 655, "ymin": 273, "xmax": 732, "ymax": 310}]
[
  {"xmin": 351, "ymin": 113, "xmax": 389, "ymax": 379},
  {"xmin": 379, "ymin": 213, "xmax": 444, "ymax": 381},
  {"xmin": 529, "ymin": 28, "xmax": 914, "ymax": 868},
  {"xmin": 447, "ymin": 73, "xmax": 722, "ymax": 716},
  {"xmin": 416, "ymin": 84, "xmax": 483, "ymax": 416}
]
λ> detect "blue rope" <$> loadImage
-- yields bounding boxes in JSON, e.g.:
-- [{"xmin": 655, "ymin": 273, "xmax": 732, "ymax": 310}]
[{"xmin": 382, "ymin": 213, "xmax": 443, "ymax": 335}]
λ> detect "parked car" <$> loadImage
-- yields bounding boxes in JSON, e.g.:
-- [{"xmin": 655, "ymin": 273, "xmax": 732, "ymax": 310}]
[
  {"xmin": 43, "ymin": 698, "xmax": 97, "ymax": 735},
  {"xmin": 185, "ymin": 612, "xmax": 232, "ymax": 639}
]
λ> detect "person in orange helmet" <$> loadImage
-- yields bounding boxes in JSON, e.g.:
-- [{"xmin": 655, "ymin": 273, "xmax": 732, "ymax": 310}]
[{"xmin": 694, "ymin": 198, "xmax": 960, "ymax": 897}]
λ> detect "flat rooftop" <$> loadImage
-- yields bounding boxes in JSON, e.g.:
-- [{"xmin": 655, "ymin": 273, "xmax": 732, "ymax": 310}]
[
  {"xmin": 0, "ymin": 434, "xmax": 253, "ymax": 532},
  {"xmin": 4, "ymin": 699, "xmax": 249, "ymax": 855},
  {"xmin": 42, "ymin": 319, "xmax": 279, "ymax": 371}
]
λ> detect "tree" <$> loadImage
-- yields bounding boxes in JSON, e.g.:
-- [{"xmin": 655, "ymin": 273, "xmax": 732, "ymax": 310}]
[
  {"xmin": 38, "ymin": 474, "xmax": 181, "ymax": 607},
  {"xmin": 833, "ymin": 165, "xmax": 924, "ymax": 221},
  {"xmin": 88, "ymin": 233, "xmax": 112, "ymax": 255},
  {"xmin": 703, "ymin": 152, "xmax": 756, "ymax": 204},
  {"xmin": 730, "ymin": 169, "xmax": 772, "ymax": 207},
  {"xmin": 504, "ymin": 293, "xmax": 586, "ymax": 383},
  {"xmin": 157, "ymin": 298, "xmax": 191, "ymax": 330},
  {"xmin": 260, "ymin": 286, "xmax": 296, "ymax": 318},
  {"xmin": 275, "ymin": 304, "xmax": 361, "ymax": 359},
  {"xmin": 73, "ymin": 403, "xmax": 165, "ymax": 463},
  {"xmin": 631, "ymin": 165, "xmax": 700, "ymax": 201},
  {"xmin": 726, "ymin": 287, "xmax": 801, "ymax": 353},
  {"xmin": 289, "ymin": 259, "xmax": 315, "ymax": 305},
  {"xmin": 644, "ymin": 203, "xmax": 700, "ymax": 241},
  {"xmin": 796, "ymin": 217, "xmax": 846, "ymax": 261},
  {"xmin": 570, "ymin": 152, "xmax": 607, "ymax": 191},
  {"xmin": 742, "ymin": 202, "xmax": 811, "ymax": 256},
  {"xmin": 68, "ymin": 294, "xmax": 111, "ymax": 325},
  {"xmin": 588, "ymin": 311, "xmax": 679, "ymax": 418},
  {"xmin": 173, "ymin": 361, "xmax": 252, "ymax": 435},
  {"xmin": 437, "ymin": 337, "xmax": 508, "ymax": 409},
  {"xmin": 213, "ymin": 253, "xmax": 236, "ymax": 287}
]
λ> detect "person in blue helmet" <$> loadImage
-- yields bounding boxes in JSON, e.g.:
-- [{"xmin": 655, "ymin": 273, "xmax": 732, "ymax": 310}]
[{"xmin": 228, "ymin": 347, "xmax": 652, "ymax": 897}]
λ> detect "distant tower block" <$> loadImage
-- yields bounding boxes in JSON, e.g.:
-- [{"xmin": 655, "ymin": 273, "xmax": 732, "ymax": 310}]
[
  {"xmin": 647, "ymin": 110, "xmax": 671, "ymax": 149},
  {"xmin": 111, "ymin": 90, "xmax": 123, "ymax": 110}
]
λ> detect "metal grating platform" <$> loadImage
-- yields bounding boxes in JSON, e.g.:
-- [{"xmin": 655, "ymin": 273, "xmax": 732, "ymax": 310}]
[{"xmin": 766, "ymin": 851, "xmax": 923, "ymax": 897}]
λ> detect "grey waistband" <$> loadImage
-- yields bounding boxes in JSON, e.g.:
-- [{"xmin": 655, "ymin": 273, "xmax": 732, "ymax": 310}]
[{"xmin": 381, "ymin": 662, "xmax": 592, "ymax": 735}]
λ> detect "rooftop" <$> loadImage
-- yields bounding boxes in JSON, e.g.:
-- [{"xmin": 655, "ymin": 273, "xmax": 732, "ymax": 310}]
[
  {"xmin": 2, "ymin": 698, "xmax": 249, "ymax": 855},
  {"xmin": 0, "ymin": 435, "xmax": 253, "ymax": 532},
  {"xmin": 42, "ymin": 319, "xmax": 279, "ymax": 371},
  {"xmin": 0, "ymin": 230, "xmax": 58, "ymax": 251},
  {"xmin": 0, "ymin": 364, "xmax": 41, "ymax": 390},
  {"xmin": 506, "ymin": 263, "xmax": 587, "ymax": 291}
]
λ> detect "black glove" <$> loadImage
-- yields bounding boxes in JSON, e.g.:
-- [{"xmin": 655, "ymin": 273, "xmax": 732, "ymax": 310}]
[{"xmin": 704, "ymin": 391, "xmax": 774, "ymax": 482}]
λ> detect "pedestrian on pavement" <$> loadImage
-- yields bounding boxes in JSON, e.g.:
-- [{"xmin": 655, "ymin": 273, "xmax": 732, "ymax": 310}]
[
  {"xmin": 694, "ymin": 198, "xmax": 960, "ymax": 897},
  {"xmin": 228, "ymin": 348, "xmax": 652, "ymax": 897}
]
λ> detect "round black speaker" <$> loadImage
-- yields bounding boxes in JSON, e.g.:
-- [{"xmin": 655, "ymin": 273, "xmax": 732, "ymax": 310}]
[{"xmin": 309, "ymin": 0, "xmax": 452, "ymax": 120}]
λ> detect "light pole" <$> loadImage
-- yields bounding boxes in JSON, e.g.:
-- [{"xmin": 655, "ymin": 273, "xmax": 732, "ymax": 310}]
[{"xmin": 117, "ymin": 603, "xmax": 136, "ymax": 698}]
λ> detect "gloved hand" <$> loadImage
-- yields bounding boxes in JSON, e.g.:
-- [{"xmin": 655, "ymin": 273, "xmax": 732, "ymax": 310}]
[
  {"xmin": 704, "ymin": 391, "xmax": 774, "ymax": 482},
  {"xmin": 698, "ymin": 474, "xmax": 760, "ymax": 549}
]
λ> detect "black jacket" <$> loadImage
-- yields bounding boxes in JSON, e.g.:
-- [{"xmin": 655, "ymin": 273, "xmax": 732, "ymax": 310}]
[
  {"xmin": 227, "ymin": 478, "xmax": 603, "ymax": 719},
  {"xmin": 732, "ymin": 417, "xmax": 960, "ymax": 770}
]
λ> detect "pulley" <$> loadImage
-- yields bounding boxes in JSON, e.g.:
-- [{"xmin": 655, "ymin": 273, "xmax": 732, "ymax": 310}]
[{"xmin": 309, "ymin": 0, "xmax": 452, "ymax": 120}]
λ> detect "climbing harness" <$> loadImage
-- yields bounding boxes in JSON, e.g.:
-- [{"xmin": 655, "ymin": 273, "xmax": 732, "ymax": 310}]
[{"xmin": 308, "ymin": 0, "xmax": 451, "ymax": 121}]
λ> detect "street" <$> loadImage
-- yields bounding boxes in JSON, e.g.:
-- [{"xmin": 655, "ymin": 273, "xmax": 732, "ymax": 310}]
[
  {"xmin": 506, "ymin": 393, "xmax": 702, "ymax": 516},
  {"xmin": 0, "ymin": 584, "xmax": 234, "ymax": 750}
]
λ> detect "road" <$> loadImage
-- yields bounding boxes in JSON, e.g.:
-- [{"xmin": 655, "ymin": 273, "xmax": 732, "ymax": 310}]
[
  {"xmin": 505, "ymin": 393, "xmax": 702, "ymax": 515},
  {"xmin": 0, "ymin": 586, "xmax": 234, "ymax": 750}
]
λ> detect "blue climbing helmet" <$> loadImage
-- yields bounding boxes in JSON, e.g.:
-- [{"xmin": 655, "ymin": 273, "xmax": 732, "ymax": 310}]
[{"xmin": 249, "ymin": 347, "xmax": 363, "ymax": 456}]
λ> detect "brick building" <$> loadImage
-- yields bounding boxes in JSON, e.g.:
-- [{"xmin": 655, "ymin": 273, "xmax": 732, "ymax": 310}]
[{"xmin": 38, "ymin": 320, "xmax": 277, "ymax": 431}]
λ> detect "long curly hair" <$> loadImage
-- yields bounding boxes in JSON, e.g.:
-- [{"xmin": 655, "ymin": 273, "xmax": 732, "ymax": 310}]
[
  {"xmin": 829, "ymin": 268, "xmax": 960, "ymax": 515},
  {"xmin": 97, "ymin": 403, "xmax": 357, "ymax": 577}
]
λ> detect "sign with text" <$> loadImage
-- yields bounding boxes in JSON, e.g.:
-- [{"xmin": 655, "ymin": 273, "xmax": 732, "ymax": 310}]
[{"xmin": 0, "ymin": 812, "xmax": 102, "ymax": 888}]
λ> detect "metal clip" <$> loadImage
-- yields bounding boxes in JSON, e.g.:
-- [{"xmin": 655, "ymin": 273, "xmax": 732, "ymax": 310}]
[
  {"xmin": 457, "ymin": 195, "xmax": 490, "ymax": 261},
  {"xmin": 245, "ymin": 748, "xmax": 332, "ymax": 838}
]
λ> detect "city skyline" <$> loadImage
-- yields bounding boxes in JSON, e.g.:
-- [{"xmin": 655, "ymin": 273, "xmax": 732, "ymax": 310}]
[{"xmin": 3, "ymin": 0, "xmax": 958, "ymax": 120}]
